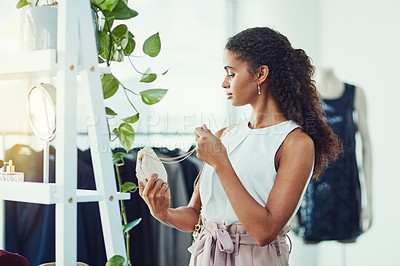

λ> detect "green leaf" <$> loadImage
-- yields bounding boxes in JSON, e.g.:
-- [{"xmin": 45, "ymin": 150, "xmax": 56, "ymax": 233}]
[
  {"xmin": 97, "ymin": 31, "xmax": 110, "ymax": 55},
  {"xmin": 121, "ymin": 36, "xmax": 129, "ymax": 49},
  {"xmin": 113, "ymin": 49, "xmax": 124, "ymax": 62},
  {"xmin": 106, "ymin": 255, "xmax": 125, "ymax": 266},
  {"xmin": 143, "ymin": 32, "xmax": 161, "ymax": 57},
  {"xmin": 100, "ymin": 49, "xmax": 108, "ymax": 60},
  {"xmin": 99, "ymin": 0, "xmax": 118, "ymax": 12},
  {"xmin": 102, "ymin": 74, "xmax": 120, "ymax": 99},
  {"xmin": 106, "ymin": 17, "xmax": 115, "ymax": 29},
  {"xmin": 162, "ymin": 69, "xmax": 169, "ymax": 75},
  {"xmin": 98, "ymin": 56, "xmax": 105, "ymax": 64},
  {"xmin": 117, "ymin": 123, "xmax": 135, "ymax": 152},
  {"xmin": 112, "ymin": 152, "xmax": 124, "ymax": 165},
  {"xmin": 122, "ymin": 113, "xmax": 139, "ymax": 123},
  {"xmin": 16, "ymin": 0, "xmax": 31, "ymax": 9},
  {"xmin": 113, "ymin": 38, "xmax": 122, "ymax": 47},
  {"xmin": 121, "ymin": 182, "xmax": 138, "ymax": 193},
  {"xmin": 123, "ymin": 218, "xmax": 142, "ymax": 233},
  {"xmin": 140, "ymin": 89, "xmax": 168, "ymax": 105},
  {"xmin": 123, "ymin": 38, "xmax": 135, "ymax": 56},
  {"xmin": 109, "ymin": 0, "xmax": 138, "ymax": 20},
  {"xmin": 112, "ymin": 24, "xmax": 128, "ymax": 39},
  {"xmin": 91, "ymin": 0, "xmax": 106, "ymax": 5},
  {"xmin": 105, "ymin": 107, "xmax": 117, "ymax": 116},
  {"xmin": 128, "ymin": 31, "xmax": 134, "ymax": 39},
  {"xmin": 140, "ymin": 68, "xmax": 157, "ymax": 83},
  {"xmin": 112, "ymin": 128, "xmax": 119, "ymax": 136},
  {"xmin": 100, "ymin": 43, "xmax": 117, "ymax": 63}
]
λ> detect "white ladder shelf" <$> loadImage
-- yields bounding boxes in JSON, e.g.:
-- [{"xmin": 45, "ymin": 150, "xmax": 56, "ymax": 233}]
[{"xmin": 0, "ymin": 0, "xmax": 129, "ymax": 264}]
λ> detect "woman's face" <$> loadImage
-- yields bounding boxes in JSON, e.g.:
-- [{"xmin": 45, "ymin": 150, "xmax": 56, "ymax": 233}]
[{"xmin": 222, "ymin": 50, "xmax": 258, "ymax": 106}]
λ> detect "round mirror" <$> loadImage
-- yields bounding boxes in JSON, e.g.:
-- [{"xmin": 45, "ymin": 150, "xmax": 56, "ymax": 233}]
[{"xmin": 27, "ymin": 83, "xmax": 57, "ymax": 142}]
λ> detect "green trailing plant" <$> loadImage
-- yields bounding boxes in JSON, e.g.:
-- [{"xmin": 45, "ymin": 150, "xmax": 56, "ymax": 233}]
[
  {"xmin": 93, "ymin": 1, "xmax": 168, "ymax": 265},
  {"xmin": 16, "ymin": 0, "xmax": 57, "ymax": 8},
  {"xmin": 17, "ymin": 0, "xmax": 168, "ymax": 265}
]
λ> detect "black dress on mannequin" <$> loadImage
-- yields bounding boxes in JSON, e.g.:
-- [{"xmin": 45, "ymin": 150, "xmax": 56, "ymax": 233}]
[{"xmin": 295, "ymin": 84, "xmax": 362, "ymax": 242}]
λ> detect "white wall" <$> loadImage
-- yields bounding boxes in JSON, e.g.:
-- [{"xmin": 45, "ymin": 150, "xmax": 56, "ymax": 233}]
[
  {"xmin": 233, "ymin": 0, "xmax": 320, "ymax": 62},
  {"xmin": 318, "ymin": 0, "xmax": 400, "ymax": 265}
]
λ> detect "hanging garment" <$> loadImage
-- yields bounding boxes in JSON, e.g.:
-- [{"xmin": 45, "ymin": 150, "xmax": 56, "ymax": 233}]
[
  {"xmin": 5, "ymin": 146, "xmax": 107, "ymax": 266},
  {"xmin": 113, "ymin": 147, "xmax": 158, "ymax": 266},
  {"xmin": 5, "ymin": 145, "xmax": 56, "ymax": 266},
  {"xmin": 152, "ymin": 148, "xmax": 193, "ymax": 266},
  {"xmin": 294, "ymin": 83, "xmax": 362, "ymax": 242},
  {"xmin": 114, "ymin": 147, "xmax": 200, "ymax": 266}
]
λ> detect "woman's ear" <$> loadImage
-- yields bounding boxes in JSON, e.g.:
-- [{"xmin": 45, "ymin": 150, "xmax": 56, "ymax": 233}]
[{"xmin": 257, "ymin": 65, "xmax": 269, "ymax": 83}]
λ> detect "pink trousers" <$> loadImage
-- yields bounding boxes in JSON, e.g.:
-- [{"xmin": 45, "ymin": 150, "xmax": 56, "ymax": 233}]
[{"xmin": 188, "ymin": 220, "xmax": 291, "ymax": 266}]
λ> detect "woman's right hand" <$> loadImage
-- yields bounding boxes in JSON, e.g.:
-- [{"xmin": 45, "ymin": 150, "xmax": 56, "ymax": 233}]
[{"xmin": 138, "ymin": 173, "xmax": 171, "ymax": 221}]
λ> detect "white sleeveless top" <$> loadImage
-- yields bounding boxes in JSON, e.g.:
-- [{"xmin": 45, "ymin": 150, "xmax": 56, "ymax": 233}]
[{"xmin": 199, "ymin": 118, "xmax": 313, "ymax": 225}]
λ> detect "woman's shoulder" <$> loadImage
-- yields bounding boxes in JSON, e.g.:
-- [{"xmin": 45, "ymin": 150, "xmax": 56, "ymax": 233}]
[
  {"xmin": 275, "ymin": 128, "xmax": 315, "ymax": 179},
  {"xmin": 284, "ymin": 128, "xmax": 314, "ymax": 153},
  {"xmin": 277, "ymin": 128, "xmax": 315, "ymax": 164}
]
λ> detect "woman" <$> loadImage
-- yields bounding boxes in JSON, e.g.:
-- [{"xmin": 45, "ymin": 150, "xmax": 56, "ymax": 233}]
[{"xmin": 138, "ymin": 27, "xmax": 341, "ymax": 265}]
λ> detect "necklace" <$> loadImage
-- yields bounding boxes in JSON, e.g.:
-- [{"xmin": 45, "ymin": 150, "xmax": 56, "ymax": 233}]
[{"xmin": 140, "ymin": 147, "xmax": 197, "ymax": 164}]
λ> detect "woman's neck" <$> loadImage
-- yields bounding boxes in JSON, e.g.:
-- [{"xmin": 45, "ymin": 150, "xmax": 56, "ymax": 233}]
[{"xmin": 248, "ymin": 95, "xmax": 287, "ymax": 129}]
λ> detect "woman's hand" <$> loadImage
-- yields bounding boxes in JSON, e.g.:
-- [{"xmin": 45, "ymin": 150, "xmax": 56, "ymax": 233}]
[
  {"xmin": 138, "ymin": 173, "xmax": 171, "ymax": 221},
  {"xmin": 195, "ymin": 124, "xmax": 228, "ymax": 168}
]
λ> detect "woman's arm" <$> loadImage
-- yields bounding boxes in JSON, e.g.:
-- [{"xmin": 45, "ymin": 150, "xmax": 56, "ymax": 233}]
[
  {"xmin": 195, "ymin": 127, "xmax": 314, "ymax": 246},
  {"xmin": 139, "ymin": 174, "xmax": 201, "ymax": 232},
  {"xmin": 161, "ymin": 182, "xmax": 202, "ymax": 232}
]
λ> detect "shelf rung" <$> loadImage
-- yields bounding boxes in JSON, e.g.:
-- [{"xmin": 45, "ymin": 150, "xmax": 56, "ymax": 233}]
[
  {"xmin": 76, "ymin": 190, "xmax": 130, "ymax": 202},
  {"xmin": 0, "ymin": 182, "xmax": 131, "ymax": 204},
  {"xmin": 0, "ymin": 49, "xmax": 58, "ymax": 81},
  {"xmin": 115, "ymin": 192, "xmax": 131, "ymax": 201},
  {"xmin": 0, "ymin": 182, "xmax": 58, "ymax": 204},
  {"xmin": 0, "ymin": 49, "xmax": 110, "ymax": 81}
]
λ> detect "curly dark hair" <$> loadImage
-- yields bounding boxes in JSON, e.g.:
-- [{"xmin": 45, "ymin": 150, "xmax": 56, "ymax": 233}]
[{"xmin": 225, "ymin": 27, "xmax": 342, "ymax": 179}]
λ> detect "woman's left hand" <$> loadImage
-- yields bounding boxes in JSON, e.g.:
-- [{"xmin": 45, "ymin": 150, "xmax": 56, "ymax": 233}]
[{"xmin": 195, "ymin": 124, "xmax": 228, "ymax": 168}]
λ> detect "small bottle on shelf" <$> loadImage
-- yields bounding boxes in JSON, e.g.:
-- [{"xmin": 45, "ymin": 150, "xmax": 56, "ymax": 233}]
[{"xmin": 0, "ymin": 159, "xmax": 24, "ymax": 182}]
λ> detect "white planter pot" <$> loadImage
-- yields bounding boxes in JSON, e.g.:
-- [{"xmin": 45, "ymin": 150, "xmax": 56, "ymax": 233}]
[
  {"xmin": 23, "ymin": 6, "xmax": 58, "ymax": 51},
  {"xmin": 23, "ymin": 6, "xmax": 98, "ymax": 52}
]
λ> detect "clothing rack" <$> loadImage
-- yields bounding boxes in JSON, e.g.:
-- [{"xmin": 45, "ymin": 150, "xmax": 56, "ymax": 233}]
[
  {"xmin": 0, "ymin": 129, "xmax": 196, "ymax": 255},
  {"xmin": 4, "ymin": 146, "xmax": 200, "ymax": 265}
]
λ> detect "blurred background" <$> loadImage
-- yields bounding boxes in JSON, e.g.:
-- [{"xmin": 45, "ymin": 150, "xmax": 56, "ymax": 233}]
[{"xmin": 0, "ymin": 0, "xmax": 399, "ymax": 265}]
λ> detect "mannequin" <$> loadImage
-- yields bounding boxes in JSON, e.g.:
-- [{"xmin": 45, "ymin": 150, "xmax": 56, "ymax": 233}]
[
  {"xmin": 294, "ymin": 68, "xmax": 372, "ymax": 243},
  {"xmin": 315, "ymin": 68, "xmax": 373, "ymax": 234}
]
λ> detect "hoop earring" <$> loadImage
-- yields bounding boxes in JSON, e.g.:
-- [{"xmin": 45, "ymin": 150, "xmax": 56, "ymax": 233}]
[{"xmin": 257, "ymin": 81, "xmax": 261, "ymax": 95}]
